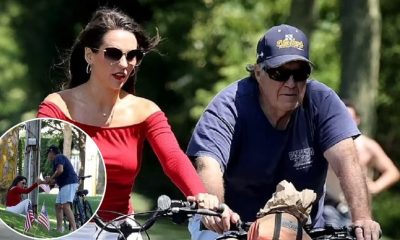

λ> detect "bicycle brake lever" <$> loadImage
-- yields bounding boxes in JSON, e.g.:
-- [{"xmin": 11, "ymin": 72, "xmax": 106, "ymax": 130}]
[{"xmin": 170, "ymin": 207, "xmax": 222, "ymax": 216}]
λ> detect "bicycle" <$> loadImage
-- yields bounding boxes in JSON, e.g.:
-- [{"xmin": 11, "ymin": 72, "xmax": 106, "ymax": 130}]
[
  {"xmin": 64, "ymin": 175, "xmax": 94, "ymax": 230},
  {"xmin": 93, "ymin": 195, "xmax": 359, "ymax": 240}
]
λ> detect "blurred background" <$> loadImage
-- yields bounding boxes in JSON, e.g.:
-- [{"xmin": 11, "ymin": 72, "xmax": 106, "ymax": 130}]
[{"xmin": 0, "ymin": 0, "xmax": 399, "ymax": 238}]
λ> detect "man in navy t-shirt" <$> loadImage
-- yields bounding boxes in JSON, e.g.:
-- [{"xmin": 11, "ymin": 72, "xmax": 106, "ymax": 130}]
[
  {"xmin": 187, "ymin": 24, "xmax": 381, "ymax": 240},
  {"xmin": 46, "ymin": 145, "xmax": 79, "ymax": 232}
]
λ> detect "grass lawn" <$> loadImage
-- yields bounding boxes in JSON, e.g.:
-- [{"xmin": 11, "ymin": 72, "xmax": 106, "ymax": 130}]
[
  {"xmin": 39, "ymin": 193, "xmax": 102, "ymax": 220},
  {"xmin": 0, "ymin": 193, "xmax": 102, "ymax": 238},
  {"xmin": 0, "ymin": 206, "xmax": 63, "ymax": 238}
]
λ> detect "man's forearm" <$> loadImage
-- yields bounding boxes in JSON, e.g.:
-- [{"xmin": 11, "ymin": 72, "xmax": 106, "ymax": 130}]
[
  {"xmin": 196, "ymin": 156, "xmax": 225, "ymax": 202},
  {"xmin": 51, "ymin": 167, "xmax": 63, "ymax": 180},
  {"xmin": 51, "ymin": 170, "xmax": 60, "ymax": 180},
  {"xmin": 340, "ymin": 160, "xmax": 371, "ymax": 220}
]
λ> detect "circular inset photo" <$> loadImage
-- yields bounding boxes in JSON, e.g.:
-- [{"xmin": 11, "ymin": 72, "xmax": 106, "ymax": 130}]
[{"xmin": 0, "ymin": 118, "xmax": 106, "ymax": 239}]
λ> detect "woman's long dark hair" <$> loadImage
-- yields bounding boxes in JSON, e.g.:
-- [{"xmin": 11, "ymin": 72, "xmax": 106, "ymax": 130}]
[
  {"xmin": 8, "ymin": 176, "xmax": 27, "ymax": 191},
  {"xmin": 63, "ymin": 7, "xmax": 160, "ymax": 94}
]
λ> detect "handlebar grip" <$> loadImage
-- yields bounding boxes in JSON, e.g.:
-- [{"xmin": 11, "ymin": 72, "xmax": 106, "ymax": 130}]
[
  {"xmin": 214, "ymin": 204, "xmax": 226, "ymax": 214},
  {"xmin": 93, "ymin": 216, "xmax": 121, "ymax": 233},
  {"xmin": 198, "ymin": 215, "xmax": 243, "ymax": 231}
]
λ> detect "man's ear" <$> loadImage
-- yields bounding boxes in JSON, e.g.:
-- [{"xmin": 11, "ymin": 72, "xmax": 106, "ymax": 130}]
[
  {"xmin": 84, "ymin": 47, "xmax": 93, "ymax": 64},
  {"xmin": 254, "ymin": 64, "xmax": 263, "ymax": 79}
]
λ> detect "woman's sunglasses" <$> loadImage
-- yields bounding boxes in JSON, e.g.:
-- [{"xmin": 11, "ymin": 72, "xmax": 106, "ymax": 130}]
[
  {"xmin": 264, "ymin": 65, "xmax": 311, "ymax": 82},
  {"xmin": 92, "ymin": 47, "xmax": 146, "ymax": 66}
]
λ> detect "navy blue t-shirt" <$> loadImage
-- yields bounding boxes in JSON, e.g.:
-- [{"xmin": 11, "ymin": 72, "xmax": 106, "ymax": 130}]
[
  {"xmin": 52, "ymin": 154, "xmax": 78, "ymax": 188},
  {"xmin": 187, "ymin": 77, "xmax": 360, "ymax": 227}
]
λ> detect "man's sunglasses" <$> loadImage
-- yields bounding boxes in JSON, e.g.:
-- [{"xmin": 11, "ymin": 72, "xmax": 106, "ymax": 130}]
[
  {"xmin": 92, "ymin": 47, "xmax": 146, "ymax": 66},
  {"xmin": 264, "ymin": 65, "xmax": 311, "ymax": 82}
]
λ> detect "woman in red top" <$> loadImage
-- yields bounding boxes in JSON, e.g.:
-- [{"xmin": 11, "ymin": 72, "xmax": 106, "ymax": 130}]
[
  {"xmin": 6, "ymin": 176, "xmax": 41, "ymax": 215},
  {"xmin": 37, "ymin": 7, "xmax": 220, "ymax": 239}
]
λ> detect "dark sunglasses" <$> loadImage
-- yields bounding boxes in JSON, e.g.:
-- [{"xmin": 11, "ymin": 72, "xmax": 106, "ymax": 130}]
[
  {"xmin": 264, "ymin": 65, "xmax": 311, "ymax": 82},
  {"xmin": 92, "ymin": 47, "xmax": 146, "ymax": 66},
  {"xmin": 21, "ymin": 181, "xmax": 27, "ymax": 185}
]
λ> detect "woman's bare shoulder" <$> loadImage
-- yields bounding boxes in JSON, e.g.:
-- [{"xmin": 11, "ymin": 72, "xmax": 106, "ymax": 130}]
[
  {"xmin": 42, "ymin": 90, "xmax": 73, "ymax": 116},
  {"xmin": 121, "ymin": 95, "xmax": 161, "ymax": 122},
  {"xmin": 134, "ymin": 96, "xmax": 161, "ymax": 113}
]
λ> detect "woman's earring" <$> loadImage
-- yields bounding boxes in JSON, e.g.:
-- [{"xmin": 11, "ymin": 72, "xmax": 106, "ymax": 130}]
[{"xmin": 86, "ymin": 63, "xmax": 92, "ymax": 74}]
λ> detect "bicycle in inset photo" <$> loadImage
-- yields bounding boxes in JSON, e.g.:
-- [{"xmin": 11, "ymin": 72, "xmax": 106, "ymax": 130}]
[{"xmin": 64, "ymin": 175, "xmax": 94, "ymax": 230}]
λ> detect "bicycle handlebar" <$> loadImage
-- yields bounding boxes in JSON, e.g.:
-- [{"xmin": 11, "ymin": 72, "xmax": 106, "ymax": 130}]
[
  {"xmin": 213, "ymin": 222, "xmax": 358, "ymax": 240},
  {"xmin": 93, "ymin": 195, "xmax": 363, "ymax": 240},
  {"xmin": 79, "ymin": 175, "xmax": 92, "ymax": 180},
  {"xmin": 93, "ymin": 195, "xmax": 225, "ymax": 239},
  {"xmin": 158, "ymin": 194, "xmax": 224, "ymax": 214}
]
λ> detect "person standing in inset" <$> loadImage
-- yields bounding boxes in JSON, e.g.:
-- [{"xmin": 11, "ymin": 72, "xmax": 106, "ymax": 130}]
[{"xmin": 45, "ymin": 145, "xmax": 79, "ymax": 233}]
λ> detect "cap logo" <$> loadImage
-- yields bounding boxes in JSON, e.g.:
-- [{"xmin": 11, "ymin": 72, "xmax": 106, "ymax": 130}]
[{"xmin": 276, "ymin": 34, "xmax": 304, "ymax": 51}]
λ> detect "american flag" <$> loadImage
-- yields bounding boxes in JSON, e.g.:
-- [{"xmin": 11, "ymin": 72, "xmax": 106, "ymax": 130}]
[
  {"xmin": 38, "ymin": 202, "xmax": 50, "ymax": 231},
  {"xmin": 24, "ymin": 201, "xmax": 35, "ymax": 232}
]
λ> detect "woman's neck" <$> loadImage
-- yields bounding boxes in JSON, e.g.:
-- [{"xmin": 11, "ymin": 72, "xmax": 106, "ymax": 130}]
[{"xmin": 82, "ymin": 80, "xmax": 122, "ymax": 112}]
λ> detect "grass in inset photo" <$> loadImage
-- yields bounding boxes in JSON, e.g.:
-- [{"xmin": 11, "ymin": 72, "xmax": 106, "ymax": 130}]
[{"xmin": 0, "ymin": 193, "xmax": 102, "ymax": 238}]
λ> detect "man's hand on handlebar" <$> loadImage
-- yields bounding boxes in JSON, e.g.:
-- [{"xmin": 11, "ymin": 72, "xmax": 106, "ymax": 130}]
[
  {"xmin": 200, "ymin": 203, "xmax": 240, "ymax": 234},
  {"xmin": 353, "ymin": 219, "xmax": 381, "ymax": 240},
  {"xmin": 187, "ymin": 193, "xmax": 240, "ymax": 234},
  {"xmin": 187, "ymin": 193, "xmax": 220, "ymax": 210}
]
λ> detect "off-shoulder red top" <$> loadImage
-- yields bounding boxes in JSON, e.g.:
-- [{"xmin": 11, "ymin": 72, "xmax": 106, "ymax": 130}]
[{"xmin": 37, "ymin": 101, "xmax": 205, "ymax": 220}]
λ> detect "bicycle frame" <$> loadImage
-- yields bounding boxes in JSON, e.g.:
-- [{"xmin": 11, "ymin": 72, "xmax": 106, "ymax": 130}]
[{"xmin": 64, "ymin": 175, "xmax": 94, "ymax": 230}]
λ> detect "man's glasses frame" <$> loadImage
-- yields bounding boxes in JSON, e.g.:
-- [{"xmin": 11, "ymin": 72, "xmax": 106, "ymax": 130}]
[
  {"xmin": 91, "ymin": 47, "xmax": 147, "ymax": 66},
  {"xmin": 263, "ymin": 64, "xmax": 311, "ymax": 82}
]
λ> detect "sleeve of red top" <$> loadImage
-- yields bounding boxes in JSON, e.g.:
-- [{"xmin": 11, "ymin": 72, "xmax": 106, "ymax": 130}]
[
  {"xmin": 144, "ymin": 111, "xmax": 206, "ymax": 196},
  {"xmin": 13, "ymin": 183, "xmax": 38, "ymax": 194},
  {"xmin": 36, "ymin": 101, "xmax": 67, "ymax": 120}
]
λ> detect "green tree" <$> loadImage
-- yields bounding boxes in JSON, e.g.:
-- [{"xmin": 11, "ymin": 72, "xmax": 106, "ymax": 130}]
[
  {"xmin": 339, "ymin": 0, "xmax": 381, "ymax": 136},
  {"xmin": 0, "ymin": 2, "xmax": 28, "ymax": 131}
]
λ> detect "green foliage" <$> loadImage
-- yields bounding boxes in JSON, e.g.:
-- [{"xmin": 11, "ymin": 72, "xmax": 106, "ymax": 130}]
[
  {"xmin": 164, "ymin": 0, "xmax": 343, "ymax": 123},
  {"xmin": 373, "ymin": 191, "xmax": 400, "ymax": 238},
  {"xmin": 373, "ymin": 6, "xmax": 400, "ymax": 237},
  {"xmin": 0, "ymin": 2, "xmax": 29, "ymax": 131},
  {"xmin": 180, "ymin": 0, "xmax": 290, "ymax": 120},
  {"xmin": 310, "ymin": 20, "xmax": 341, "ymax": 90},
  {"xmin": 18, "ymin": 138, "xmax": 24, "ymax": 175},
  {"xmin": 375, "ymin": 0, "xmax": 400, "ymax": 159},
  {"xmin": 39, "ymin": 138, "xmax": 58, "ymax": 177}
]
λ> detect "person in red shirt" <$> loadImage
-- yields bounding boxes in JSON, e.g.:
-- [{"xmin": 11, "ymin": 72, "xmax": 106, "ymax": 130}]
[
  {"xmin": 6, "ymin": 176, "xmax": 43, "ymax": 215},
  {"xmin": 37, "ymin": 7, "xmax": 221, "ymax": 239}
]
